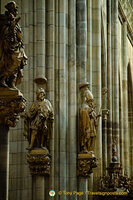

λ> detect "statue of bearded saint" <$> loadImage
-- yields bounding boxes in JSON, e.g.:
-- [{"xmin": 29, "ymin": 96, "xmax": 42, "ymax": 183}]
[
  {"xmin": 79, "ymin": 83, "xmax": 101, "ymax": 153},
  {"xmin": 23, "ymin": 88, "xmax": 54, "ymax": 151}
]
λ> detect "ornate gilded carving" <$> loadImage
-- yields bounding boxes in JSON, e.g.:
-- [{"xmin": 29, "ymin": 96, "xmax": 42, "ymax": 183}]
[
  {"xmin": 77, "ymin": 152, "xmax": 97, "ymax": 177},
  {"xmin": 99, "ymin": 162, "xmax": 133, "ymax": 192},
  {"xmin": 99, "ymin": 143, "xmax": 133, "ymax": 194},
  {"xmin": 79, "ymin": 83, "xmax": 101, "ymax": 154},
  {"xmin": 27, "ymin": 149, "xmax": 51, "ymax": 176},
  {"xmin": 0, "ymin": 1, "xmax": 27, "ymax": 89},
  {"xmin": 0, "ymin": 89, "xmax": 26, "ymax": 127}
]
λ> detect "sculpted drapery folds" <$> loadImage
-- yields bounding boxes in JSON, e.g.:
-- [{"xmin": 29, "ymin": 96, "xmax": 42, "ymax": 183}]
[
  {"xmin": 79, "ymin": 83, "xmax": 101, "ymax": 154},
  {"xmin": 24, "ymin": 88, "xmax": 54, "ymax": 151},
  {"xmin": 0, "ymin": 1, "xmax": 27, "ymax": 88}
]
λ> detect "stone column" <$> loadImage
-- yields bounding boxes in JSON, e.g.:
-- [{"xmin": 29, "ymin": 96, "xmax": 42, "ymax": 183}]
[
  {"xmin": 33, "ymin": 176, "xmax": 45, "ymax": 200},
  {"xmin": 87, "ymin": 1, "xmax": 93, "ymax": 195},
  {"xmin": 0, "ymin": 90, "xmax": 26, "ymax": 200},
  {"xmin": 68, "ymin": 0, "xmax": 77, "ymax": 193},
  {"xmin": 107, "ymin": 0, "xmax": 112, "ymax": 166},
  {"xmin": 122, "ymin": 21, "xmax": 130, "ymax": 175},
  {"xmin": 54, "ymin": 0, "xmax": 59, "ymax": 197},
  {"xmin": 87, "ymin": 0, "xmax": 92, "ymax": 91},
  {"xmin": 58, "ymin": 1, "xmax": 68, "ymax": 199},
  {"xmin": 25, "ymin": 77, "xmax": 53, "ymax": 200},
  {"xmin": 128, "ymin": 65, "xmax": 133, "ymax": 176},
  {"xmin": 78, "ymin": 179, "xmax": 88, "ymax": 199},
  {"xmin": 46, "ymin": 0, "xmax": 55, "ymax": 196},
  {"xmin": 111, "ymin": 0, "xmax": 120, "ymax": 162},
  {"xmin": 0, "ymin": 125, "xmax": 9, "ymax": 200},
  {"xmin": 92, "ymin": 0, "xmax": 102, "ymax": 190},
  {"xmin": 76, "ymin": 1, "xmax": 88, "ymax": 199},
  {"xmin": 101, "ymin": 11, "xmax": 108, "ymax": 175},
  {"xmin": 27, "ymin": 149, "xmax": 51, "ymax": 200},
  {"xmin": 76, "ymin": 0, "xmax": 87, "ymax": 82},
  {"xmin": 36, "ymin": 0, "xmax": 46, "ymax": 76}
]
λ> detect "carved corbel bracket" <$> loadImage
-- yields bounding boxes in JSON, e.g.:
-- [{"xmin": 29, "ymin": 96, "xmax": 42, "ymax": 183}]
[
  {"xmin": 77, "ymin": 152, "xmax": 97, "ymax": 177},
  {"xmin": 27, "ymin": 148, "xmax": 51, "ymax": 176},
  {"xmin": 0, "ymin": 89, "xmax": 26, "ymax": 127}
]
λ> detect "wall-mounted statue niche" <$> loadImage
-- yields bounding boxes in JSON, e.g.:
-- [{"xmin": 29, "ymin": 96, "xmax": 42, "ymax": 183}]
[
  {"xmin": 0, "ymin": 1, "xmax": 27, "ymax": 127},
  {"xmin": 77, "ymin": 82, "xmax": 101, "ymax": 177},
  {"xmin": 23, "ymin": 77, "xmax": 54, "ymax": 176}
]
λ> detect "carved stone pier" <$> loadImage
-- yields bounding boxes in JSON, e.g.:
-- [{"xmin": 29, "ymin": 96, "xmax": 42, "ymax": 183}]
[
  {"xmin": 0, "ymin": 89, "xmax": 26, "ymax": 200},
  {"xmin": 24, "ymin": 77, "xmax": 54, "ymax": 200}
]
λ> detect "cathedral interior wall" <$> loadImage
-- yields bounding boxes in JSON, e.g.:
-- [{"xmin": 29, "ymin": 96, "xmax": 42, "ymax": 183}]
[{"xmin": 0, "ymin": 0, "xmax": 132, "ymax": 199}]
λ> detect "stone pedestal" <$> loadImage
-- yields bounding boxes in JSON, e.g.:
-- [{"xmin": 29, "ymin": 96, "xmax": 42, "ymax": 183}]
[
  {"xmin": 77, "ymin": 152, "xmax": 97, "ymax": 200},
  {"xmin": 27, "ymin": 149, "xmax": 51, "ymax": 200},
  {"xmin": 77, "ymin": 152, "xmax": 97, "ymax": 177},
  {"xmin": 27, "ymin": 149, "xmax": 51, "ymax": 176},
  {"xmin": 0, "ymin": 88, "xmax": 26, "ymax": 200},
  {"xmin": 0, "ymin": 89, "xmax": 26, "ymax": 127}
]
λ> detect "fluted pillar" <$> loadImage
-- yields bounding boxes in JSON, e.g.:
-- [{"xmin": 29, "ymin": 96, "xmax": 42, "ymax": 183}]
[
  {"xmin": 68, "ymin": 0, "xmax": 77, "ymax": 193},
  {"xmin": 32, "ymin": 1, "xmax": 46, "ymax": 200},
  {"xmin": 58, "ymin": 1, "xmax": 68, "ymax": 199},
  {"xmin": 76, "ymin": 0, "xmax": 88, "ymax": 199},
  {"xmin": 107, "ymin": 0, "xmax": 112, "ymax": 166},
  {"xmin": 76, "ymin": 0, "xmax": 87, "ymax": 83},
  {"xmin": 87, "ymin": 1, "xmax": 93, "ymax": 195},
  {"xmin": 128, "ymin": 64, "xmax": 133, "ymax": 176},
  {"xmin": 46, "ymin": 0, "xmax": 55, "ymax": 196},
  {"xmin": 92, "ymin": 0, "xmax": 102, "ymax": 190},
  {"xmin": 33, "ymin": 177, "xmax": 45, "ymax": 200},
  {"xmin": 122, "ymin": 22, "xmax": 130, "ymax": 175},
  {"xmin": 111, "ymin": 0, "xmax": 120, "ymax": 162},
  {"xmin": 54, "ymin": 0, "xmax": 60, "ymax": 197},
  {"xmin": 36, "ymin": 0, "xmax": 46, "ymax": 76},
  {"xmin": 87, "ymin": 0, "xmax": 92, "ymax": 90},
  {"xmin": 101, "ymin": 10, "xmax": 108, "ymax": 175}
]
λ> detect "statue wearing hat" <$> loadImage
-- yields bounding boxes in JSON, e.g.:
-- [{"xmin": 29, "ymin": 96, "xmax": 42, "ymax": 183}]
[
  {"xmin": 79, "ymin": 83, "xmax": 101, "ymax": 154},
  {"xmin": 24, "ymin": 87, "xmax": 54, "ymax": 151}
]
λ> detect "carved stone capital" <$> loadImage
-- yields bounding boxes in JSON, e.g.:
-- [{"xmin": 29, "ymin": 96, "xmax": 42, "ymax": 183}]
[
  {"xmin": 119, "ymin": 0, "xmax": 133, "ymax": 40},
  {"xmin": 0, "ymin": 89, "xmax": 26, "ymax": 127},
  {"xmin": 77, "ymin": 152, "xmax": 97, "ymax": 177},
  {"xmin": 27, "ymin": 148, "xmax": 51, "ymax": 176},
  {"xmin": 102, "ymin": 109, "xmax": 109, "ymax": 120}
]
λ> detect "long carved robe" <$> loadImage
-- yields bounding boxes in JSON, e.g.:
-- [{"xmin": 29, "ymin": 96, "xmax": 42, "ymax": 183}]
[
  {"xmin": 80, "ymin": 104, "xmax": 98, "ymax": 152},
  {"xmin": 24, "ymin": 99, "xmax": 54, "ymax": 146}
]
